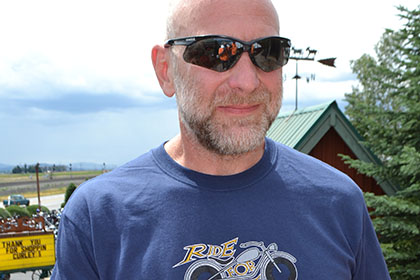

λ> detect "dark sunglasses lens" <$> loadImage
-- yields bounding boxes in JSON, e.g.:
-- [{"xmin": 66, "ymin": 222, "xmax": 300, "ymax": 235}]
[
  {"xmin": 252, "ymin": 37, "xmax": 290, "ymax": 72},
  {"xmin": 183, "ymin": 38, "xmax": 241, "ymax": 72}
]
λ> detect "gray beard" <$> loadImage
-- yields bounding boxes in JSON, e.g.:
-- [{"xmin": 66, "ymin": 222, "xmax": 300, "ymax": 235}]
[
  {"xmin": 180, "ymin": 100, "xmax": 276, "ymax": 156},
  {"xmin": 175, "ymin": 77, "xmax": 281, "ymax": 156}
]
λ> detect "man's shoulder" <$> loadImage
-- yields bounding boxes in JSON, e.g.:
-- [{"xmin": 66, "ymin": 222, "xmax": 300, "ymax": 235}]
[
  {"xmin": 63, "ymin": 144, "xmax": 167, "ymax": 209},
  {"xmin": 87, "ymin": 147, "xmax": 159, "ymax": 184},
  {"xmin": 268, "ymin": 139, "xmax": 366, "ymax": 220},
  {"xmin": 269, "ymin": 138, "xmax": 332, "ymax": 170},
  {"xmin": 269, "ymin": 139, "xmax": 362, "ymax": 197}
]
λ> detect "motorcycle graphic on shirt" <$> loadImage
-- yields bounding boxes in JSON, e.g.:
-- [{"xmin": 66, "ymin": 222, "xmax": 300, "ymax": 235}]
[{"xmin": 173, "ymin": 238, "xmax": 298, "ymax": 280}]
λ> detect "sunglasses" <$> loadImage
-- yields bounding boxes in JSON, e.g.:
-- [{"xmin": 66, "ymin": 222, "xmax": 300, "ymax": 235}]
[{"xmin": 164, "ymin": 35, "xmax": 291, "ymax": 72}]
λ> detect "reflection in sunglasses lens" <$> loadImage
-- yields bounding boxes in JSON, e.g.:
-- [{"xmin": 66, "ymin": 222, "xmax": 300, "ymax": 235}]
[{"xmin": 182, "ymin": 37, "xmax": 289, "ymax": 72}]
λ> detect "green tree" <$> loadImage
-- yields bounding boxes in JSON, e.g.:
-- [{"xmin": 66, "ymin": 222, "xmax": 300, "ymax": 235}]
[
  {"xmin": 12, "ymin": 165, "xmax": 22, "ymax": 174},
  {"xmin": 0, "ymin": 208, "xmax": 12, "ymax": 219},
  {"xmin": 27, "ymin": 165, "xmax": 38, "ymax": 173},
  {"xmin": 27, "ymin": 205, "xmax": 50, "ymax": 215},
  {"xmin": 62, "ymin": 183, "xmax": 77, "ymax": 208},
  {"xmin": 342, "ymin": 5, "xmax": 420, "ymax": 279},
  {"xmin": 5, "ymin": 205, "xmax": 30, "ymax": 217}
]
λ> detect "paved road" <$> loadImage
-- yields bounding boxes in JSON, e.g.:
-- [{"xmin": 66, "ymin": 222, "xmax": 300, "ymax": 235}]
[
  {"xmin": 1, "ymin": 194, "xmax": 65, "ymax": 211},
  {"xmin": 0, "ymin": 175, "xmax": 91, "ymax": 188},
  {"xmin": 29, "ymin": 194, "xmax": 65, "ymax": 211}
]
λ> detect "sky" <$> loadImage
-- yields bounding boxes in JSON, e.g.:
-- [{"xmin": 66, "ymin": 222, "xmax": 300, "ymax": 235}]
[{"xmin": 0, "ymin": 0, "xmax": 418, "ymax": 167}]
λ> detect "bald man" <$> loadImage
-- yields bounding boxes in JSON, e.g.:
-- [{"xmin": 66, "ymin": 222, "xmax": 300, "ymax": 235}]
[{"xmin": 52, "ymin": 0, "xmax": 390, "ymax": 279}]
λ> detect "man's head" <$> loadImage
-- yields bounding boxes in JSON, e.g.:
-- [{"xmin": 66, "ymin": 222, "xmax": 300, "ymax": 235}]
[
  {"xmin": 152, "ymin": 0, "xmax": 288, "ymax": 156},
  {"xmin": 166, "ymin": 0, "xmax": 280, "ymax": 39}
]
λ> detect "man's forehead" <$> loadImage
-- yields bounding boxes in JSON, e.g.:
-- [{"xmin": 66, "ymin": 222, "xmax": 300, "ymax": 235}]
[{"xmin": 170, "ymin": 0, "xmax": 279, "ymax": 38}]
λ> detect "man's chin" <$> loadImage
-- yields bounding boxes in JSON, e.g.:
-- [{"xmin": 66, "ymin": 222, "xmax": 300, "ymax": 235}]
[
  {"xmin": 206, "ymin": 126, "xmax": 267, "ymax": 156},
  {"xmin": 182, "ymin": 114, "xmax": 269, "ymax": 156}
]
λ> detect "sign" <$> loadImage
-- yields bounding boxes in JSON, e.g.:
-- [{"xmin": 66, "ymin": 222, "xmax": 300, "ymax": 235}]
[{"xmin": 0, "ymin": 232, "xmax": 55, "ymax": 272}]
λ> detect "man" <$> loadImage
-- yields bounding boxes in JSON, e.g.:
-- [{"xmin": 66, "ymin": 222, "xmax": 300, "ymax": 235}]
[{"xmin": 52, "ymin": 0, "xmax": 390, "ymax": 279}]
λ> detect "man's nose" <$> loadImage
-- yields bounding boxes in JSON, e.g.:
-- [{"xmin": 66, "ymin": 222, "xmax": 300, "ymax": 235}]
[{"xmin": 227, "ymin": 53, "xmax": 260, "ymax": 93}]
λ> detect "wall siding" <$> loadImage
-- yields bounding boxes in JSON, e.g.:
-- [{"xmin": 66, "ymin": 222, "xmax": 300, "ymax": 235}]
[{"xmin": 309, "ymin": 128, "xmax": 385, "ymax": 195}]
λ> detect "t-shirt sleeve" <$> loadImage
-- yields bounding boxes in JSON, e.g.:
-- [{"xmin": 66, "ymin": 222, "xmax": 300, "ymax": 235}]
[
  {"xmin": 50, "ymin": 183, "xmax": 100, "ymax": 280},
  {"xmin": 353, "ymin": 205, "xmax": 391, "ymax": 280},
  {"xmin": 51, "ymin": 213, "xmax": 99, "ymax": 280}
]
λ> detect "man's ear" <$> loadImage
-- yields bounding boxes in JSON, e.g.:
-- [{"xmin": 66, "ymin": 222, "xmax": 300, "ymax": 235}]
[{"xmin": 151, "ymin": 45, "xmax": 176, "ymax": 97}]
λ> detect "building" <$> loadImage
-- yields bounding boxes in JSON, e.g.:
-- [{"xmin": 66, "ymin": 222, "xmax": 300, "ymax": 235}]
[{"xmin": 267, "ymin": 100, "xmax": 397, "ymax": 195}]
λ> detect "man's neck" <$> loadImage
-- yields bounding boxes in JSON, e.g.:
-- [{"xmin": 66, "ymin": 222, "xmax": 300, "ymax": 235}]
[{"xmin": 164, "ymin": 132, "xmax": 265, "ymax": 176}]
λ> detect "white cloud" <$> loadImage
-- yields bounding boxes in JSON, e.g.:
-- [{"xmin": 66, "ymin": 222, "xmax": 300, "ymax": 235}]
[{"xmin": 0, "ymin": 0, "xmax": 169, "ymax": 99}]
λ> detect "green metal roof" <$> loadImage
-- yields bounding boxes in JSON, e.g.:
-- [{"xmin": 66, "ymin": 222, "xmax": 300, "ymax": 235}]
[{"xmin": 267, "ymin": 101, "xmax": 334, "ymax": 148}]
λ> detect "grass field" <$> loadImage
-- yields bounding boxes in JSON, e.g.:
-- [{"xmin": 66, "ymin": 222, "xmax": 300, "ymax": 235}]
[
  {"xmin": 0, "ymin": 170, "xmax": 102, "ymax": 183},
  {"xmin": 0, "ymin": 170, "xmax": 103, "ymax": 200},
  {"xmin": 10, "ymin": 186, "xmax": 69, "ymax": 200}
]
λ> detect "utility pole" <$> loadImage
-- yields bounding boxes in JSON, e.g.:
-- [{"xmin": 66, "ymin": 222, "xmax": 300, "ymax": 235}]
[{"xmin": 35, "ymin": 163, "xmax": 41, "ymax": 211}]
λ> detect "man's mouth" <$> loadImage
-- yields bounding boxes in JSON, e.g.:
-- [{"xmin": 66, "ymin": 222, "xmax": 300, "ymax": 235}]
[{"xmin": 217, "ymin": 104, "xmax": 260, "ymax": 115}]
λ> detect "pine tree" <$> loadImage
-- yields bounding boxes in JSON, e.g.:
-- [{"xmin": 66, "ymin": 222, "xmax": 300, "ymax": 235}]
[
  {"xmin": 342, "ymin": 5, "xmax": 420, "ymax": 279},
  {"xmin": 62, "ymin": 183, "xmax": 77, "ymax": 208}
]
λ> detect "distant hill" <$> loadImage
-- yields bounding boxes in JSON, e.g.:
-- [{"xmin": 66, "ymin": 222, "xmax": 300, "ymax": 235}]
[
  {"xmin": 69, "ymin": 162, "xmax": 118, "ymax": 171},
  {"xmin": 0, "ymin": 162, "xmax": 117, "ymax": 173},
  {"xmin": 0, "ymin": 163, "xmax": 13, "ymax": 173}
]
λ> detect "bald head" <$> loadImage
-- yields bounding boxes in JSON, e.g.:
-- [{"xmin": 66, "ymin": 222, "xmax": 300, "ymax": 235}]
[{"xmin": 166, "ymin": 0, "xmax": 280, "ymax": 39}]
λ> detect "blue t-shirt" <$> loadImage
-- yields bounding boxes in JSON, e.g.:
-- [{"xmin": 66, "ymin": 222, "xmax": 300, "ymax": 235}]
[{"xmin": 52, "ymin": 138, "xmax": 390, "ymax": 279}]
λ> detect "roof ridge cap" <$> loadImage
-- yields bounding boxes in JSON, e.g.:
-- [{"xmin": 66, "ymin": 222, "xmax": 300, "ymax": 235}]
[{"xmin": 277, "ymin": 100, "xmax": 335, "ymax": 118}]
